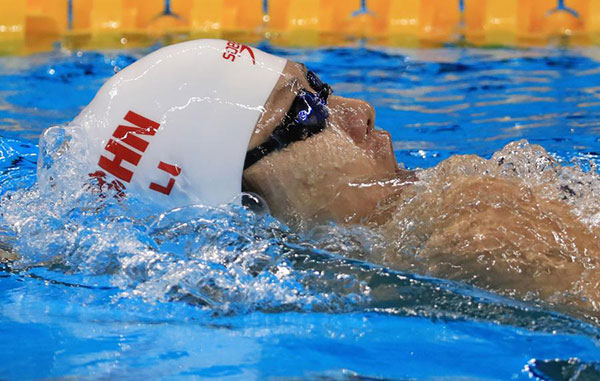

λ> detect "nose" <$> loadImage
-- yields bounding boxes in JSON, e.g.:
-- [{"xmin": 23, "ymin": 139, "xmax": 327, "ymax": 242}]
[{"xmin": 327, "ymin": 95, "xmax": 375, "ymax": 143}]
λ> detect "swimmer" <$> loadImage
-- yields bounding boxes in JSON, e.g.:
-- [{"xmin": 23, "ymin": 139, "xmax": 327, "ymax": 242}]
[
  {"xmin": 13, "ymin": 40, "xmax": 600, "ymax": 320},
  {"xmin": 235, "ymin": 42, "xmax": 600, "ymax": 320}
]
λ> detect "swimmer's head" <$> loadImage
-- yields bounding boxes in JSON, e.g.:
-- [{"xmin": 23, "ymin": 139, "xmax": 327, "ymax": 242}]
[
  {"xmin": 244, "ymin": 61, "xmax": 402, "ymax": 225},
  {"xmin": 76, "ymin": 39, "xmax": 286, "ymax": 208},
  {"xmin": 77, "ymin": 39, "xmax": 402, "ymax": 223}
]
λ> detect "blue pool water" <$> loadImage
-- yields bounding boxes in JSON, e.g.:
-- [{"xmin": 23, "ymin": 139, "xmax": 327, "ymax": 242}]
[{"xmin": 1, "ymin": 43, "xmax": 600, "ymax": 379}]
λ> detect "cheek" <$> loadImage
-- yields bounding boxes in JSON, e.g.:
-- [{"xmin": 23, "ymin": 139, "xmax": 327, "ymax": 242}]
[
  {"xmin": 243, "ymin": 131, "xmax": 366, "ymax": 205},
  {"xmin": 243, "ymin": 128, "xmax": 397, "ymax": 223}
]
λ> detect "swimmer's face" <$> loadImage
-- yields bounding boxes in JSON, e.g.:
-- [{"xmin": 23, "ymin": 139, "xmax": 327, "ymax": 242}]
[{"xmin": 243, "ymin": 61, "xmax": 404, "ymax": 225}]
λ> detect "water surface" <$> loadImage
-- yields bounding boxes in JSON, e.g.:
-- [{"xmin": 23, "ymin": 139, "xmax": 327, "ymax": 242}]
[{"xmin": 1, "ymin": 44, "xmax": 600, "ymax": 379}]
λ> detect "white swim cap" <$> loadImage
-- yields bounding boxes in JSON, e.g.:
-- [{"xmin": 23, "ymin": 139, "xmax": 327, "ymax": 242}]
[{"xmin": 74, "ymin": 39, "xmax": 287, "ymax": 208}]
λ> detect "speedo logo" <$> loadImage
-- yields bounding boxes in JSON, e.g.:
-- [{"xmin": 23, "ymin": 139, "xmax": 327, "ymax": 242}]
[{"xmin": 222, "ymin": 41, "xmax": 256, "ymax": 65}]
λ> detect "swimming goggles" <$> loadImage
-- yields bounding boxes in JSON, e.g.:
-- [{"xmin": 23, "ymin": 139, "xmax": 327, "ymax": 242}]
[{"xmin": 244, "ymin": 71, "xmax": 332, "ymax": 170}]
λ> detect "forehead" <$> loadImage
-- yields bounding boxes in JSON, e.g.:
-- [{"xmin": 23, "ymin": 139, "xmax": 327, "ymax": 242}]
[
  {"xmin": 247, "ymin": 61, "xmax": 311, "ymax": 150},
  {"xmin": 285, "ymin": 61, "xmax": 308, "ymax": 78},
  {"xmin": 277, "ymin": 61, "xmax": 309, "ymax": 90}
]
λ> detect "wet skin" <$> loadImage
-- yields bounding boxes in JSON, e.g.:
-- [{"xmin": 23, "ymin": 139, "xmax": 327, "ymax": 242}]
[
  {"xmin": 243, "ymin": 61, "xmax": 416, "ymax": 226},
  {"xmin": 243, "ymin": 61, "xmax": 600, "ymax": 321}
]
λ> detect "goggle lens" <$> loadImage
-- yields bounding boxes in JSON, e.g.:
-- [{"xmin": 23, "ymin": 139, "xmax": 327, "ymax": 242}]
[
  {"xmin": 244, "ymin": 71, "xmax": 331, "ymax": 170},
  {"xmin": 307, "ymin": 70, "xmax": 331, "ymax": 100}
]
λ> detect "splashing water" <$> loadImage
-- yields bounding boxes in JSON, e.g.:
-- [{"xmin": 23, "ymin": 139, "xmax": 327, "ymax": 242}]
[
  {"xmin": 1, "ymin": 123, "xmax": 380, "ymax": 314},
  {"xmin": 0, "ymin": 121, "xmax": 598, "ymax": 338}
]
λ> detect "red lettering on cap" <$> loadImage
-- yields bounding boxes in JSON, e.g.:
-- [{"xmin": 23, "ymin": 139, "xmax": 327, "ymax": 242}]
[
  {"xmin": 156, "ymin": 161, "xmax": 182, "ymax": 176},
  {"xmin": 149, "ymin": 161, "xmax": 181, "ymax": 195},
  {"xmin": 222, "ymin": 41, "xmax": 256, "ymax": 65},
  {"xmin": 149, "ymin": 178, "xmax": 175, "ymax": 195},
  {"xmin": 238, "ymin": 45, "xmax": 256, "ymax": 65},
  {"xmin": 96, "ymin": 110, "xmax": 161, "ymax": 184},
  {"xmin": 112, "ymin": 111, "xmax": 160, "ymax": 152},
  {"xmin": 98, "ymin": 139, "xmax": 141, "ymax": 183}
]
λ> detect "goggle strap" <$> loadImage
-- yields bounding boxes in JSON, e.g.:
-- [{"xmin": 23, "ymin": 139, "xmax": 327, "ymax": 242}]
[
  {"xmin": 244, "ymin": 83, "xmax": 330, "ymax": 171},
  {"xmin": 243, "ymin": 121, "xmax": 326, "ymax": 170}
]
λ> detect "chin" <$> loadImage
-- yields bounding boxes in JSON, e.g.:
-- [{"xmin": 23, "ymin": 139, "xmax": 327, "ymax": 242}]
[{"xmin": 366, "ymin": 130, "xmax": 399, "ymax": 174}]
